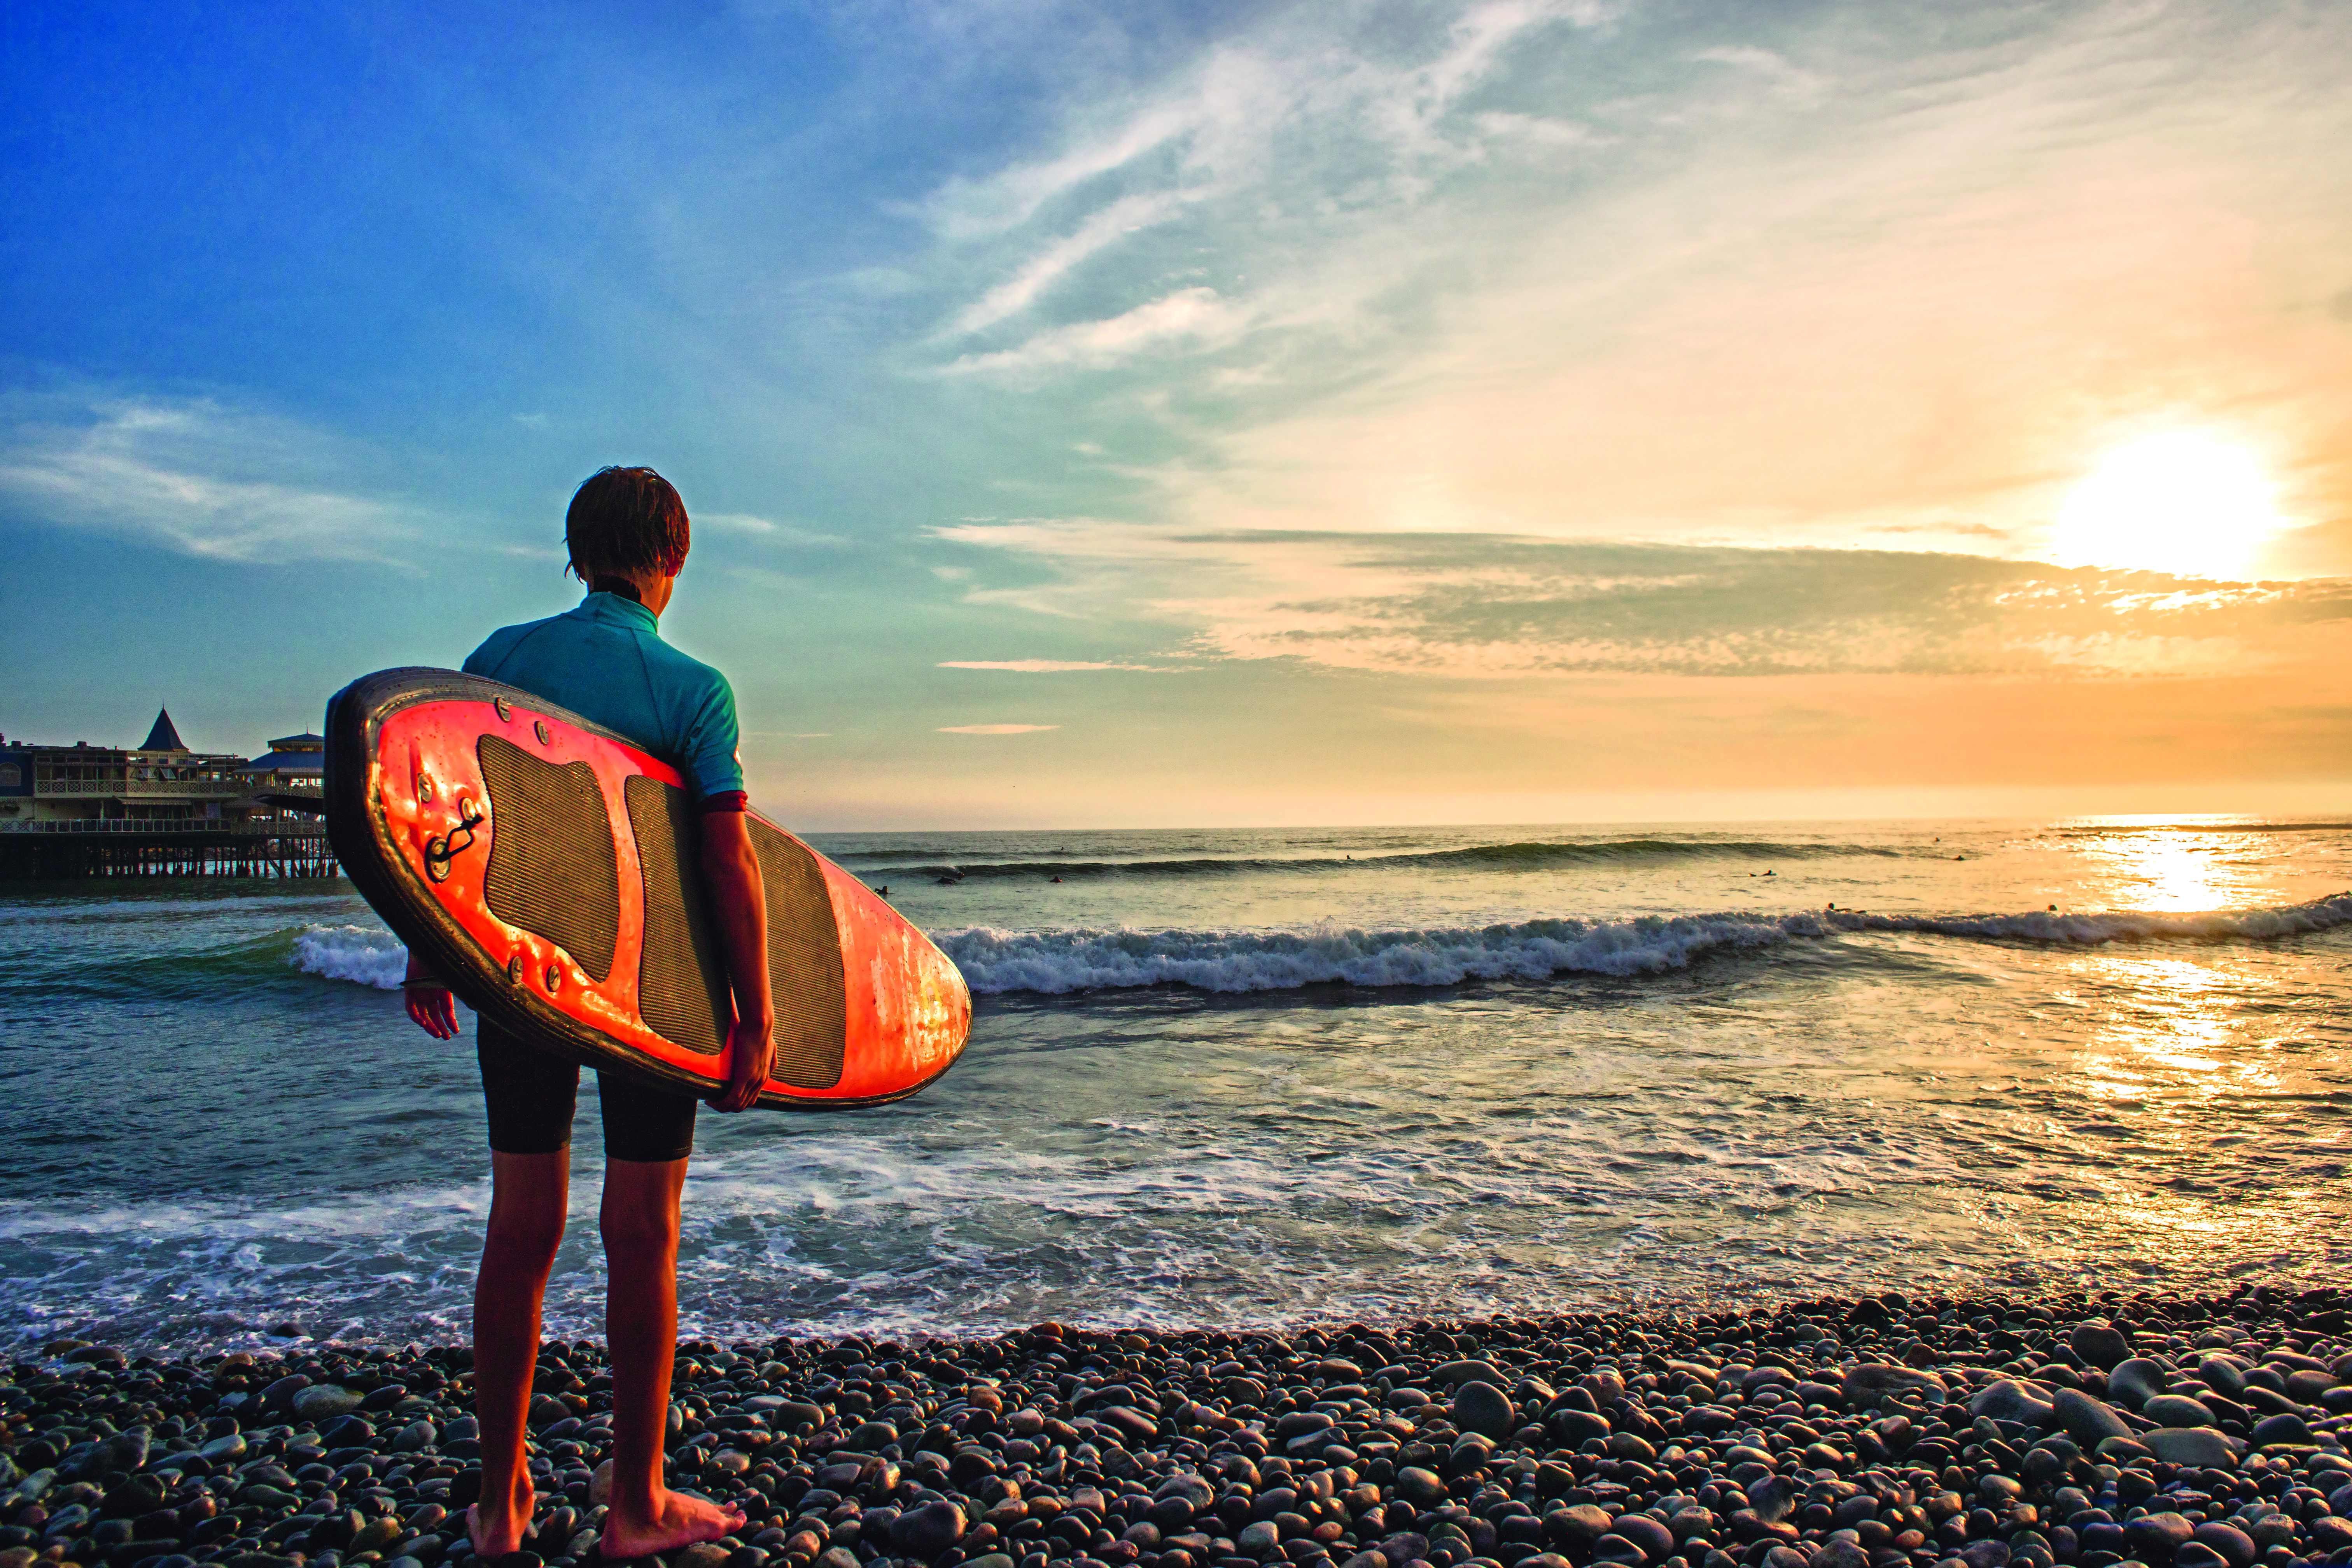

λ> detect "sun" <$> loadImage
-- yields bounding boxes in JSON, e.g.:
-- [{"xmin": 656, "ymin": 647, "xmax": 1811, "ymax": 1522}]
[{"xmin": 2051, "ymin": 430, "xmax": 2282, "ymax": 579}]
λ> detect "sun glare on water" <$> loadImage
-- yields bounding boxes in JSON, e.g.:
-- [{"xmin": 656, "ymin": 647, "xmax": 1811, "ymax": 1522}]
[{"xmin": 2052, "ymin": 430, "xmax": 2283, "ymax": 580}]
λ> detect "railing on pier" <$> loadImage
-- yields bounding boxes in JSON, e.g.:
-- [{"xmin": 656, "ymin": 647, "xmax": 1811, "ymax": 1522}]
[
  {"xmin": 0, "ymin": 817, "xmax": 320, "ymax": 833},
  {"xmin": 35, "ymin": 777, "xmax": 253, "ymax": 797},
  {"xmin": 0, "ymin": 819, "xmax": 340, "ymax": 879}
]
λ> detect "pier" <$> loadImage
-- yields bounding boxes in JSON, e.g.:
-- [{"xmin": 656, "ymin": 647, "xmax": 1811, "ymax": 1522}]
[
  {"xmin": 0, "ymin": 707, "xmax": 338, "ymax": 879},
  {"xmin": 0, "ymin": 817, "xmax": 338, "ymax": 879}
]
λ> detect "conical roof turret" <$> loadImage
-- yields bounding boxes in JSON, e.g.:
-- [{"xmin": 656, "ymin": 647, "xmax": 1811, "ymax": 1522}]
[{"xmin": 140, "ymin": 708, "xmax": 189, "ymax": 752}]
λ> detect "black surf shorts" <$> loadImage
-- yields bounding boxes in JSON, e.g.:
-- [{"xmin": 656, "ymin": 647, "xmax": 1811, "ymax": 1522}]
[{"xmin": 477, "ymin": 1020, "xmax": 698, "ymax": 1164}]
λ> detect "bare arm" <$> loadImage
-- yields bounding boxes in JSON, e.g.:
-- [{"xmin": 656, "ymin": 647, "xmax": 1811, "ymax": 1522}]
[{"xmin": 699, "ymin": 810, "xmax": 775, "ymax": 1111}]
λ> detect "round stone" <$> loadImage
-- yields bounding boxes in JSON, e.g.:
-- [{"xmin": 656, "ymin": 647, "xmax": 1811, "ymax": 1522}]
[
  {"xmin": 1148, "ymin": 1496, "xmax": 1195, "ymax": 1532},
  {"xmin": 2053, "ymin": 1390, "xmax": 2132, "ymax": 1449},
  {"xmin": 2142, "ymin": 1395, "xmax": 2217, "ymax": 1428},
  {"xmin": 890, "ymin": 1500, "xmax": 966, "ymax": 1560},
  {"xmin": 291, "ymin": 1386, "xmax": 362, "ymax": 1422},
  {"xmin": 2196, "ymin": 1360, "xmax": 2249, "ymax": 1401},
  {"xmin": 1239, "ymin": 1521, "xmax": 1283, "ymax": 1558},
  {"xmin": 1843, "ymin": 1365, "xmax": 1948, "ymax": 1406},
  {"xmin": 1155, "ymin": 1475, "xmax": 1215, "ymax": 1512},
  {"xmin": 2141, "ymin": 1428, "xmax": 2240, "ymax": 1468},
  {"xmin": 1551, "ymin": 1507, "xmax": 1613, "ymax": 1546},
  {"xmin": 1549, "ymin": 1409, "xmax": 1611, "ymax": 1444},
  {"xmin": 1613, "ymin": 1516, "xmax": 1674, "ymax": 1563},
  {"xmin": 2251, "ymin": 1413, "xmax": 2314, "ymax": 1447},
  {"xmin": 2124, "ymin": 1513, "xmax": 2194, "ymax": 1556},
  {"xmin": 1968, "ymin": 1380, "xmax": 2055, "ymax": 1429},
  {"xmin": 1449, "ymin": 1382, "xmax": 1517, "ymax": 1441},
  {"xmin": 2191, "ymin": 1522, "xmax": 2256, "ymax": 1568},
  {"xmin": 1668, "ymin": 1508, "xmax": 1717, "ymax": 1546},
  {"xmin": 2105, "ymin": 1360, "xmax": 2170, "ymax": 1410},
  {"xmin": 2069, "ymin": 1323, "xmax": 2134, "ymax": 1370}
]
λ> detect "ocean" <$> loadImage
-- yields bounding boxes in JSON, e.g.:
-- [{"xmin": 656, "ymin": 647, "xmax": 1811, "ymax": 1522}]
[{"xmin": 3, "ymin": 815, "xmax": 2349, "ymax": 1357}]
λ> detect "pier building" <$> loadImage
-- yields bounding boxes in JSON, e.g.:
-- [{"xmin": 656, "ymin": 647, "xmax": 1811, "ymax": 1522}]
[{"xmin": 0, "ymin": 708, "xmax": 336, "ymax": 877}]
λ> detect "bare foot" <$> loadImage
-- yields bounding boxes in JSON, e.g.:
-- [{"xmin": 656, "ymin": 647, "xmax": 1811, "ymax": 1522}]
[
  {"xmin": 600, "ymin": 1488, "xmax": 746, "ymax": 1559},
  {"xmin": 467, "ymin": 1471, "xmax": 538, "ymax": 1560}
]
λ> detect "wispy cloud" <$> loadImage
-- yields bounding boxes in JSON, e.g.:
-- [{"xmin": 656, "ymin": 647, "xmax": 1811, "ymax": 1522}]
[
  {"xmin": 700, "ymin": 512, "xmax": 852, "ymax": 547},
  {"xmin": 942, "ymin": 288, "xmax": 1245, "ymax": 378},
  {"xmin": 920, "ymin": 94, "xmax": 1209, "ymax": 242},
  {"xmin": 0, "ymin": 396, "xmax": 420, "ymax": 564},
  {"xmin": 939, "ymin": 523, "xmax": 2352, "ymax": 680},
  {"xmin": 944, "ymin": 191, "xmax": 1188, "ymax": 338},
  {"xmin": 937, "ymin": 723, "xmax": 1060, "ymax": 734},
  {"xmin": 937, "ymin": 659, "xmax": 1189, "ymax": 672},
  {"xmin": 701, "ymin": 511, "xmax": 778, "ymax": 534},
  {"xmin": 917, "ymin": 0, "xmax": 1615, "ymax": 381},
  {"xmin": 1692, "ymin": 44, "xmax": 1828, "ymax": 107}
]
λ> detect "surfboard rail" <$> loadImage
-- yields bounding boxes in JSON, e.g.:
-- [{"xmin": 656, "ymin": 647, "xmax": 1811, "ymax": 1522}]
[{"xmin": 325, "ymin": 667, "xmax": 971, "ymax": 1110}]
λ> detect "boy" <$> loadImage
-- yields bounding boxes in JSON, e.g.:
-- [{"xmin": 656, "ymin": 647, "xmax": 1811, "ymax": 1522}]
[{"xmin": 402, "ymin": 466, "xmax": 776, "ymax": 1561}]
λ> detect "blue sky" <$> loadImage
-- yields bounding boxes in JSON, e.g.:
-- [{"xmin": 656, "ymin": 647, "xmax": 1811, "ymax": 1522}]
[{"xmin": 4, "ymin": 0, "xmax": 2350, "ymax": 826}]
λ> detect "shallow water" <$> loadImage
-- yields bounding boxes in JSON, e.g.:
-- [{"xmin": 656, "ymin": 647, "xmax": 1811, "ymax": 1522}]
[{"xmin": 2, "ymin": 814, "xmax": 2349, "ymax": 1353}]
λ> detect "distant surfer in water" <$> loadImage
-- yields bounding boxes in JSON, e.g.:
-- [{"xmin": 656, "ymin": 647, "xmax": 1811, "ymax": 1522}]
[{"xmin": 402, "ymin": 467, "xmax": 770, "ymax": 1562}]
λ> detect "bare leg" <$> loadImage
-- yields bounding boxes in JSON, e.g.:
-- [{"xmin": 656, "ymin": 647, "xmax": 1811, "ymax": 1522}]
[
  {"xmin": 470, "ymin": 1148, "xmax": 571, "ymax": 1558},
  {"xmin": 598, "ymin": 1157, "xmax": 745, "ymax": 1558}
]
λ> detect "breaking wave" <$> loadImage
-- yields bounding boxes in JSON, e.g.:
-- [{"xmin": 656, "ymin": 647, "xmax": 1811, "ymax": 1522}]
[
  {"xmin": 283, "ymin": 894, "xmax": 2352, "ymax": 1000},
  {"xmin": 290, "ymin": 924, "xmax": 407, "ymax": 989},
  {"xmin": 940, "ymin": 894, "xmax": 2352, "ymax": 996}
]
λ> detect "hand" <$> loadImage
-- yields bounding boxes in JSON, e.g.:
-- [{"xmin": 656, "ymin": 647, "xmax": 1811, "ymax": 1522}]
[
  {"xmin": 406, "ymin": 986, "xmax": 458, "ymax": 1038},
  {"xmin": 711, "ymin": 1015, "xmax": 774, "ymax": 1112},
  {"xmin": 402, "ymin": 952, "xmax": 458, "ymax": 1039}
]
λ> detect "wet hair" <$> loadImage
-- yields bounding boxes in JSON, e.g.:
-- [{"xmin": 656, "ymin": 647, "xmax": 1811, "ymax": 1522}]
[{"xmin": 564, "ymin": 466, "xmax": 690, "ymax": 581}]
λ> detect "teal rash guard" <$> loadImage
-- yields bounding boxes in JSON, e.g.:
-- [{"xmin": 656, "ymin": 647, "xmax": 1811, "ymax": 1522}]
[{"xmin": 464, "ymin": 590, "xmax": 747, "ymax": 805}]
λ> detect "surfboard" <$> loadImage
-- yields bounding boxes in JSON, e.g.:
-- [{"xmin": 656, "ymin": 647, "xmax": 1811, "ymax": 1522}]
[{"xmin": 323, "ymin": 667, "xmax": 970, "ymax": 1109}]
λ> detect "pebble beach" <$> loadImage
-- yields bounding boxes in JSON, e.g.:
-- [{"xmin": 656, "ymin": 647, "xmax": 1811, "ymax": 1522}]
[{"xmin": 9, "ymin": 1286, "xmax": 2352, "ymax": 1568}]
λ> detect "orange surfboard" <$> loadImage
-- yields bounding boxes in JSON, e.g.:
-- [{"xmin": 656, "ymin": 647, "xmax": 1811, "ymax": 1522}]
[{"xmin": 324, "ymin": 668, "xmax": 970, "ymax": 1108}]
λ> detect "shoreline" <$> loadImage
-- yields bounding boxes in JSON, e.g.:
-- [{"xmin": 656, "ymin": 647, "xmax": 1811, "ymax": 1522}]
[{"xmin": 5, "ymin": 1285, "xmax": 2352, "ymax": 1568}]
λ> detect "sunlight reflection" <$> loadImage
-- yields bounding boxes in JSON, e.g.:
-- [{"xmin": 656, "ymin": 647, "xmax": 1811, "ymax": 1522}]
[
  {"xmin": 2073, "ymin": 968, "xmax": 2218, "ymax": 1102},
  {"xmin": 2071, "ymin": 824, "xmax": 2255, "ymax": 912},
  {"xmin": 2056, "ymin": 942, "xmax": 2292, "ymax": 1259}
]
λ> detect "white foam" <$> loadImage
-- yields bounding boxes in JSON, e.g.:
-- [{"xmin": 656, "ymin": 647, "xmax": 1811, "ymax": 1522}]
[
  {"xmin": 938, "ymin": 894, "xmax": 2352, "ymax": 995},
  {"xmin": 290, "ymin": 924, "xmax": 408, "ymax": 989},
  {"xmin": 939, "ymin": 914, "xmax": 1791, "ymax": 994},
  {"xmin": 1830, "ymin": 900, "xmax": 2352, "ymax": 943}
]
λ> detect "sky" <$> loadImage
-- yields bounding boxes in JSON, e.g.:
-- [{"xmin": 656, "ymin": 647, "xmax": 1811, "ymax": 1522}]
[{"xmin": 3, "ymin": 0, "xmax": 2350, "ymax": 828}]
